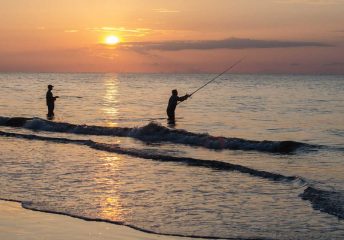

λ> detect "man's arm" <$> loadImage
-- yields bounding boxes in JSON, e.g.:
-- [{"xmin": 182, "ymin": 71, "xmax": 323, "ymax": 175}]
[{"xmin": 177, "ymin": 94, "xmax": 190, "ymax": 102}]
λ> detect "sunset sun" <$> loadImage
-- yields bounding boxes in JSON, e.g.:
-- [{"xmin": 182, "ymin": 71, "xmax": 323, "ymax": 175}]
[{"xmin": 104, "ymin": 35, "xmax": 120, "ymax": 45}]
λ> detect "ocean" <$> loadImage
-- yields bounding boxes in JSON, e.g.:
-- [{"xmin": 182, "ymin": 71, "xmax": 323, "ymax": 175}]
[{"xmin": 0, "ymin": 73, "xmax": 343, "ymax": 239}]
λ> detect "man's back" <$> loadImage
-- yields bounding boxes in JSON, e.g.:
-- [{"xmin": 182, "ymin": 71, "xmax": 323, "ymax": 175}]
[
  {"xmin": 167, "ymin": 95, "xmax": 179, "ymax": 112},
  {"xmin": 46, "ymin": 90, "xmax": 54, "ymax": 106}
]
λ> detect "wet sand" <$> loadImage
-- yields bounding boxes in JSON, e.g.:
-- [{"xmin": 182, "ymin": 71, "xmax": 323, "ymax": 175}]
[{"xmin": 0, "ymin": 200, "xmax": 198, "ymax": 240}]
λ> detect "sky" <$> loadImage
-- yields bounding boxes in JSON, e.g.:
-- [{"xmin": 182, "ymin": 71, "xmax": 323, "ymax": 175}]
[{"xmin": 0, "ymin": 0, "xmax": 343, "ymax": 73}]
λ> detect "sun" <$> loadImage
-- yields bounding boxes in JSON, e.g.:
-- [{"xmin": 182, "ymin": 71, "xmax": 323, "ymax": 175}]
[{"xmin": 104, "ymin": 35, "xmax": 120, "ymax": 45}]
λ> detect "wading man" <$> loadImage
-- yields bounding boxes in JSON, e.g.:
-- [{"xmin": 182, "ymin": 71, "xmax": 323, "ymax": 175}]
[
  {"xmin": 46, "ymin": 84, "xmax": 59, "ymax": 119},
  {"xmin": 166, "ymin": 89, "xmax": 189, "ymax": 124}
]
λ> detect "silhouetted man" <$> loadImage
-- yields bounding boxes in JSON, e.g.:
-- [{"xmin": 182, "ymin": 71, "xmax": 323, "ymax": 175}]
[
  {"xmin": 46, "ymin": 85, "xmax": 59, "ymax": 119},
  {"xmin": 166, "ymin": 89, "xmax": 190, "ymax": 124}
]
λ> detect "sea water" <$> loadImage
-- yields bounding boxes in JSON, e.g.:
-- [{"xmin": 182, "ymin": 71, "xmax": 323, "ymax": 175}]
[{"xmin": 0, "ymin": 73, "xmax": 343, "ymax": 239}]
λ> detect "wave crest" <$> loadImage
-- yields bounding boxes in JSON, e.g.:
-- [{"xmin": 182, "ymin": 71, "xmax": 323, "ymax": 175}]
[
  {"xmin": 0, "ymin": 116, "xmax": 314, "ymax": 154},
  {"xmin": 300, "ymin": 187, "xmax": 344, "ymax": 219}
]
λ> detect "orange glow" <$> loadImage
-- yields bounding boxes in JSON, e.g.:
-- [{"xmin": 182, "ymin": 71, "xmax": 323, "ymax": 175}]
[{"xmin": 0, "ymin": 0, "xmax": 343, "ymax": 73}]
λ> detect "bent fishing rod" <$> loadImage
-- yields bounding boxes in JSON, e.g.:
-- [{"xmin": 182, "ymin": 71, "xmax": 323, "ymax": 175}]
[{"xmin": 190, "ymin": 58, "xmax": 244, "ymax": 97}]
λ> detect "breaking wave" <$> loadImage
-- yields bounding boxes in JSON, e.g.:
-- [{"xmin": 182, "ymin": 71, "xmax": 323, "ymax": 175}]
[
  {"xmin": 300, "ymin": 187, "xmax": 344, "ymax": 219},
  {"xmin": 0, "ymin": 116, "xmax": 316, "ymax": 153},
  {"xmin": 1, "ymin": 130, "xmax": 343, "ymax": 220}
]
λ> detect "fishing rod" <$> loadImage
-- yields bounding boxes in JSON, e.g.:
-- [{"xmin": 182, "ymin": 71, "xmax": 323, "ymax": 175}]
[{"xmin": 188, "ymin": 57, "xmax": 245, "ymax": 98}]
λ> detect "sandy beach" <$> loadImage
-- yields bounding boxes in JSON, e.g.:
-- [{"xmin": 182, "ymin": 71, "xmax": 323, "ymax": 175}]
[{"xmin": 0, "ymin": 200, "xmax": 197, "ymax": 240}]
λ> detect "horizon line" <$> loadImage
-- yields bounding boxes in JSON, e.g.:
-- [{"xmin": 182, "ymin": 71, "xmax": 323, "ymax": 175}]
[{"xmin": 0, "ymin": 71, "xmax": 343, "ymax": 76}]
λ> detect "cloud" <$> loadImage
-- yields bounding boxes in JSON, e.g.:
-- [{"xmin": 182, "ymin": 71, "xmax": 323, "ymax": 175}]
[
  {"xmin": 87, "ymin": 26, "xmax": 152, "ymax": 38},
  {"xmin": 118, "ymin": 38, "xmax": 333, "ymax": 52},
  {"xmin": 323, "ymin": 62, "xmax": 344, "ymax": 66},
  {"xmin": 276, "ymin": 0, "xmax": 344, "ymax": 4},
  {"xmin": 88, "ymin": 27, "xmax": 152, "ymax": 34},
  {"xmin": 152, "ymin": 8, "xmax": 180, "ymax": 13},
  {"xmin": 64, "ymin": 29, "xmax": 79, "ymax": 33},
  {"xmin": 0, "ymin": 48, "xmax": 88, "ymax": 59}
]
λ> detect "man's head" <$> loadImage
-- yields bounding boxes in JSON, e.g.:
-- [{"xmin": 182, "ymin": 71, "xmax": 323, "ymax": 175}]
[
  {"xmin": 48, "ymin": 84, "xmax": 53, "ymax": 90},
  {"xmin": 172, "ymin": 89, "xmax": 178, "ymax": 96}
]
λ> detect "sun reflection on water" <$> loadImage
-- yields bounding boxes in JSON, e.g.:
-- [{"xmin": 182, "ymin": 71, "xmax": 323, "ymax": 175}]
[
  {"xmin": 96, "ymin": 153, "xmax": 127, "ymax": 221},
  {"xmin": 100, "ymin": 195, "xmax": 125, "ymax": 221},
  {"xmin": 103, "ymin": 77, "xmax": 119, "ymax": 126}
]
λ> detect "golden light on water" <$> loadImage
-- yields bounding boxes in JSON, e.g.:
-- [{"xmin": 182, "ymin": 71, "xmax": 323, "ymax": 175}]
[
  {"xmin": 100, "ymin": 196, "xmax": 124, "ymax": 220},
  {"xmin": 104, "ymin": 35, "xmax": 120, "ymax": 45},
  {"xmin": 103, "ymin": 77, "xmax": 119, "ymax": 126},
  {"xmin": 96, "ymin": 154, "xmax": 126, "ymax": 221}
]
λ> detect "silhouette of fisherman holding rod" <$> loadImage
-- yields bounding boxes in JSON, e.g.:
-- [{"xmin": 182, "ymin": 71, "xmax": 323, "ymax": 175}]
[
  {"xmin": 166, "ymin": 89, "xmax": 190, "ymax": 124},
  {"xmin": 46, "ymin": 84, "xmax": 59, "ymax": 119},
  {"xmin": 165, "ymin": 59, "xmax": 244, "ymax": 125}
]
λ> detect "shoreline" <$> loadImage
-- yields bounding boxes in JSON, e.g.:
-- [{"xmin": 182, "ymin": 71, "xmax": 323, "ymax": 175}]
[{"xmin": 0, "ymin": 200, "xmax": 202, "ymax": 240}]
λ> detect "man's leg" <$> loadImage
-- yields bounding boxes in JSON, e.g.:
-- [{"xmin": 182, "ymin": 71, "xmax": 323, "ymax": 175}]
[
  {"xmin": 167, "ymin": 111, "xmax": 175, "ymax": 124},
  {"xmin": 47, "ymin": 104, "xmax": 54, "ymax": 117}
]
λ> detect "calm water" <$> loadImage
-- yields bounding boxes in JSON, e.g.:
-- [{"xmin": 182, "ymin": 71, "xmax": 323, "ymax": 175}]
[{"xmin": 0, "ymin": 73, "xmax": 344, "ymax": 239}]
